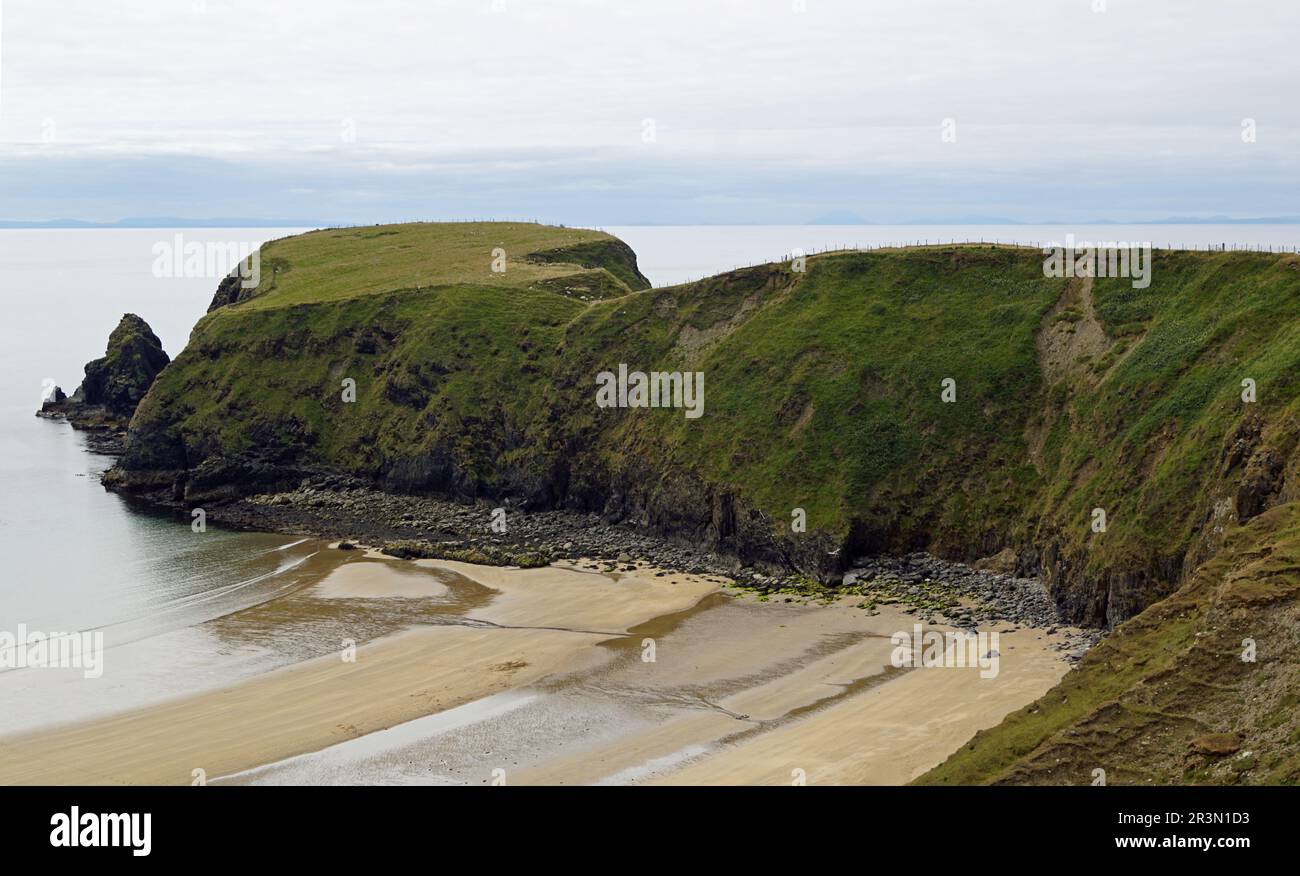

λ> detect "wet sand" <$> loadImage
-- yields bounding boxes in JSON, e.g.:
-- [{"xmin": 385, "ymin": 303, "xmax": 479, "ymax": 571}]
[
  {"xmin": 0, "ymin": 551, "xmax": 1074, "ymax": 785},
  {"xmin": 502, "ymin": 599, "xmax": 1070, "ymax": 786},
  {"xmin": 0, "ymin": 555, "xmax": 716, "ymax": 784}
]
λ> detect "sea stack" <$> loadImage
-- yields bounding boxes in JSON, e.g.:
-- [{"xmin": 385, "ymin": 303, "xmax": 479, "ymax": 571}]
[{"xmin": 39, "ymin": 313, "xmax": 170, "ymax": 446}]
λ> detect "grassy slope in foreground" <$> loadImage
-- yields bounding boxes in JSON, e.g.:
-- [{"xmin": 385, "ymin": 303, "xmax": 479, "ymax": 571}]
[
  {"xmin": 117, "ymin": 225, "xmax": 1300, "ymax": 634},
  {"xmin": 918, "ymin": 500, "xmax": 1300, "ymax": 785}
]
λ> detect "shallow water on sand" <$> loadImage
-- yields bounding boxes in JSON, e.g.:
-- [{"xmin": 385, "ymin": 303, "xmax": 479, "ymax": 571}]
[
  {"xmin": 218, "ymin": 590, "xmax": 912, "ymax": 786},
  {"xmin": 0, "ymin": 542, "xmax": 502, "ymax": 735}
]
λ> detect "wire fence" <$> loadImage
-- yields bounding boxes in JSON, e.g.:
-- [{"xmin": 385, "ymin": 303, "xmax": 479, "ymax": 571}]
[{"xmin": 648, "ymin": 239, "xmax": 1300, "ymax": 288}]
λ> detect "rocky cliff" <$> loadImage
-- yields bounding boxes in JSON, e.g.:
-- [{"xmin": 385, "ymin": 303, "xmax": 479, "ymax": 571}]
[{"xmin": 102, "ymin": 224, "xmax": 1300, "ymax": 636}]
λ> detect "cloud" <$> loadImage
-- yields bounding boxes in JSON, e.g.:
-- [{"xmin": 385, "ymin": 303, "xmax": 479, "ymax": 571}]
[{"xmin": 1, "ymin": 0, "xmax": 1296, "ymax": 222}]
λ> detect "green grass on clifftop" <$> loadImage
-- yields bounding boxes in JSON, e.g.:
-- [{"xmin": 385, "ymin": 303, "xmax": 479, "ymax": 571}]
[{"xmin": 228, "ymin": 221, "xmax": 647, "ymax": 310}]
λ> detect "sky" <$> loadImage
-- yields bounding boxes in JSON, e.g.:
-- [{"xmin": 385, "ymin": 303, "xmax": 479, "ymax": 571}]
[{"xmin": 0, "ymin": 0, "xmax": 1297, "ymax": 225}]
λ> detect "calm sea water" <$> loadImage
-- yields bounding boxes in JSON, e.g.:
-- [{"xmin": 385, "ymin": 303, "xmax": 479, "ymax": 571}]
[
  {"xmin": 0, "ymin": 229, "xmax": 315, "ymax": 639},
  {"xmin": 1, "ymin": 224, "xmax": 1297, "ymax": 729}
]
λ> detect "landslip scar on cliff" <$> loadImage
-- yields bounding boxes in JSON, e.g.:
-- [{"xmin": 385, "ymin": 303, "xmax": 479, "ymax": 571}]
[{"xmin": 83, "ymin": 221, "xmax": 1300, "ymax": 784}]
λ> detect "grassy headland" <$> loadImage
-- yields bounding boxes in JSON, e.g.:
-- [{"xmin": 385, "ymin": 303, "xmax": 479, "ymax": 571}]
[
  {"xmin": 116, "ymin": 227, "xmax": 1300, "ymax": 621},
  {"xmin": 104, "ymin": 223, "xmax": 1300, "ymax": 782}
]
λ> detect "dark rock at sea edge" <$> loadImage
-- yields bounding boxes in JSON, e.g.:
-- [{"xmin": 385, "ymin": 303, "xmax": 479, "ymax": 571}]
[{"xmin": 37, "ymin": 313, "xmax": 170, "ymax": 453}]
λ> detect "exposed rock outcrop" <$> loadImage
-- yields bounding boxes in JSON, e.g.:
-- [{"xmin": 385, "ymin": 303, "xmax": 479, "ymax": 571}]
[
  {"xmin": 75, "ymin": 313, "xmax": 170, "ymax": 415},
  {"xmin": 38, "ymin": 313, "xmax": 170, "ymax": 452}
]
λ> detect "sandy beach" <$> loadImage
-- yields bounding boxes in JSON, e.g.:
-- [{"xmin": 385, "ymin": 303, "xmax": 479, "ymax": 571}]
[{"xmin": 0, "ymin": 550, "xmax": 1074, "ymax": 785}]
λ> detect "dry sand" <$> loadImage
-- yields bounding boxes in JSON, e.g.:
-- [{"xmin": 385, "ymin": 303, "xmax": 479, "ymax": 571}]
[{"xmin": 310, "ymin": 560, "xmax": 452, "ymax": 599}]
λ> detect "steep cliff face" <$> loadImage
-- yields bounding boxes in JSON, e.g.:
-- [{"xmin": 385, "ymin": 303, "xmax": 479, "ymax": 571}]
[{"xmin": 108, "ymin": 223, "xmax": 1300, "ymax": 631}]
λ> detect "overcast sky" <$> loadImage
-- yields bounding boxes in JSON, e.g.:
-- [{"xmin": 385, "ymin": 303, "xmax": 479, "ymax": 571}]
[{"xmin": 1, "ymin": 0, "xmax": 1296, "ymax": 224}]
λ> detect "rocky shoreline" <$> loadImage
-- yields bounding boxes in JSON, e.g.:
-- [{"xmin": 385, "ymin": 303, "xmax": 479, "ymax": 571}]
[
  {"xmin": 115, "ymin": 471, "xmax": 1103, "ymax": 662},
  {"xmin": 35, "ymin": 405, "xmax": 131, "ymax": 454},
  {"xmin": 842, "ymin": 554, "xmax": 1103, "ymax": 661}
]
